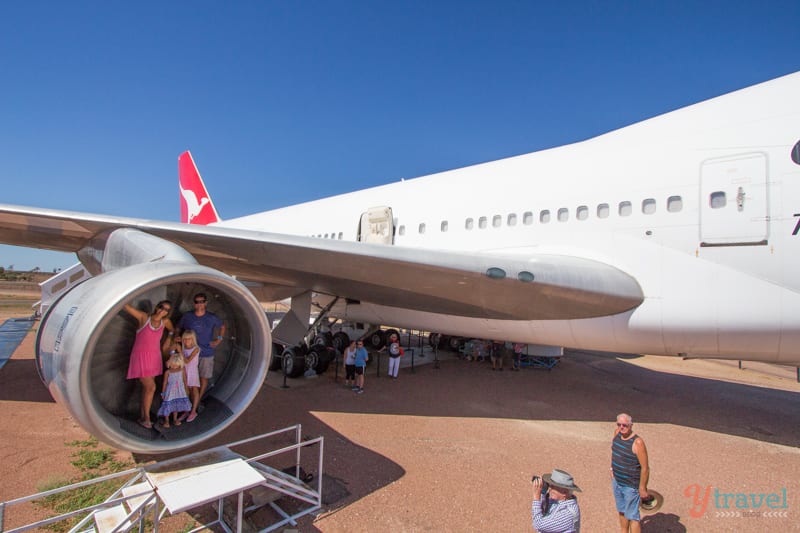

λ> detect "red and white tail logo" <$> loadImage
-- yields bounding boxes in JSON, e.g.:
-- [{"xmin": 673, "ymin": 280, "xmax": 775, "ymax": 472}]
[{"xmin": 178, "ymin": 151, "xmax": 221, "ymax": 225}]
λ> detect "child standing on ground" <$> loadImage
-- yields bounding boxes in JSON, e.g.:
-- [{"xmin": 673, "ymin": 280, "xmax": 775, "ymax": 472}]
[
  {"xmin": 181, "ymin": 330, "xmax": 201, "ymax": 422},
  {"xmin": 157, "ymin": 352, "xmax": 192, "ymax": 428},
  {"xmin": 383, "ymin": 333, "xmax": 404, "ymax": 379}
]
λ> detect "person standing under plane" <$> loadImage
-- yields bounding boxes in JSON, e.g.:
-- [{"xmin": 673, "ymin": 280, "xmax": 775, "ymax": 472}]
[
  {"xmin": 343, "ymin": 339, "xmax": 357, "ymax": 389},
  {"xmin": 382, "ymin": 333, "xmax": 404, "ymax": 379},
  {"xmin": 353, "ymin": 340, "xmax": 369, "ymax": 394}
]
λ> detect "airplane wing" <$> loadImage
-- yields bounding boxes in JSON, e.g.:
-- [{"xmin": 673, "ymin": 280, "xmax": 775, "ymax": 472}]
[{"xmin": 0, "ymin": 203, "xmax": 642, "ymax": 320}]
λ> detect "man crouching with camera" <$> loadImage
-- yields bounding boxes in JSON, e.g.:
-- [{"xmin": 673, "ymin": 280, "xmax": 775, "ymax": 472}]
[{"xmin": 531, "ymin": 469, "xmax": 581, "ymax": 533}]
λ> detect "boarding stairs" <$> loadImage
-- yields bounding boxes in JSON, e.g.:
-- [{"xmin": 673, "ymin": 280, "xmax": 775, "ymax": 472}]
[{"xmin": 34, "ymin": 262, "xmax": 91, "ymax": 316}]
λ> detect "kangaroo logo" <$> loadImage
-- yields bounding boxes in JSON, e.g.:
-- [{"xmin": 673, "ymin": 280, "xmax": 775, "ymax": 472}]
[{"xmin": 180, "ymin": 185, "xmax": 210, "ymax": 223}]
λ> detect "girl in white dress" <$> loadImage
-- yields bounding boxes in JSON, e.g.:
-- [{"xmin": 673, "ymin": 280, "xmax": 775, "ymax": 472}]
[{"xmin": 181, "ymin": 330, "xmax": 201, "ymax": 422}]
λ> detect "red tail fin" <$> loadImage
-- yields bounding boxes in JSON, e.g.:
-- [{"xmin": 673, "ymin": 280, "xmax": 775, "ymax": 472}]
[{"xmin": 178, "ymin": 151, "xmax": 221, "ymax": 225}]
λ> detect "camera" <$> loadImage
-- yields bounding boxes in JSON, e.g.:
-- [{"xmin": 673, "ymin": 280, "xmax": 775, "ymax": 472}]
[{"xmin": 531, "ymin": 475, "xmax": 549, "ymax": 495}]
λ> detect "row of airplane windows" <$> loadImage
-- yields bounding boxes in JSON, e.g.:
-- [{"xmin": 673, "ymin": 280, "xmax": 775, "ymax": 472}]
[
  {"xmin": 312, "ymin": 190, "xmax": 732, "ymax": 239},
  {"xmin": 400, "ymin": 194, "xmax": 687, "ymax": 236}
]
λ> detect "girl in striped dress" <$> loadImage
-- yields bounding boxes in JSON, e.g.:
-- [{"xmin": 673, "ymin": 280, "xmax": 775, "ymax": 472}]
[{"xmin": 157, "ymin": 352, "xmax": 192, "ymax": 428}]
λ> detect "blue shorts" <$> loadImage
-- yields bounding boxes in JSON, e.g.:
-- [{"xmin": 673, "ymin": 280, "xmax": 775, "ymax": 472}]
[{"xmin": 612, "ymin": 478, "xmax": 640, "ymax": 521}]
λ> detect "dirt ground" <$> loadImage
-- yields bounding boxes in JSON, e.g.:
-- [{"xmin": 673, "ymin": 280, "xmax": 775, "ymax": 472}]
[{"xmin": 1, "ymin": 297, "xmax": 799, "ymax": 532}]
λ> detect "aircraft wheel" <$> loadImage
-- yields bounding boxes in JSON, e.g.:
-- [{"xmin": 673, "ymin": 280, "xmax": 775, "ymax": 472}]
[
  {"xmin": 269, "ymin": 342, "xmax": 284, "ymax": 370},
  {"xmin": 282, "ymin": 346, "xmax": 306, "ymax": 378},
  {"xmin": 305, "ymin": 348, "xmax": 320, "ymax": 371},
  {"xmin": 313, "ymin": 333, "xmax": 332, "ymax": 347},
  {"xmin": 332, "ymin": 332, "xmax": 350, "ymax": 353},
  {"xmin": 368, "ymin": 330, "xmax": 386, "ymax": 350},
  {"xmin": 447, "ymin": 336, "xmax": 463, "ymax": 352},
  {"xmin": 315, "ymin": 348, "xmax": 335, "ymax": 374}
]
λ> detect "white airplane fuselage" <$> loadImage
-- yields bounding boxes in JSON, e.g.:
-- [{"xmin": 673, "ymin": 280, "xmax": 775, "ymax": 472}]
[{"xmin": 222, "ymin": 73, "xmax": 800, "ymax": 365}]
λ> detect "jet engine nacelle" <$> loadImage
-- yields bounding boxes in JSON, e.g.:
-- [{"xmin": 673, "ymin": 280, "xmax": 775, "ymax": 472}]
[{"xmin": 36, "ymin": 261, "xmax": 271, "ymax": 454}]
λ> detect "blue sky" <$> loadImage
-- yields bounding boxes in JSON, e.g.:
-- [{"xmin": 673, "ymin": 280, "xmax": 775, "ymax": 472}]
[{"xmin": 1, "ymin": 1, "xmax": 798, "ymax": 271}]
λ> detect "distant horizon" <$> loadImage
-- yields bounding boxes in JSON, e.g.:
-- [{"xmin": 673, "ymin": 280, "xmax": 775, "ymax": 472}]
[{"xmin": 1, "ymin": 265, "xmax": 66, "ymax": 274}]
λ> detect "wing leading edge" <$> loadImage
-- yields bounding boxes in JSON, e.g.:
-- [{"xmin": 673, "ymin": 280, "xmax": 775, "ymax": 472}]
[{"xmin": 0, "ymin": 204, "xmax": 643, "ymax": 320}]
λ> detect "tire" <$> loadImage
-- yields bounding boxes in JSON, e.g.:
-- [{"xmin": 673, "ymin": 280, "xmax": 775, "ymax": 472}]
[
  {"xmin": 447, "ymin": 336, "xmax": 463, "ymax": 352},
  {"xmin": 313, "ymin": 333, "xmax": 333, "ymax": 347},
  {"xmin": 282, "ymin": 346, "xmax": 306, "ymax": 378},
  {"xmin": 305, "ymin": 346, "xmax": 328, "ymax": 371},
  {"xmin": 368, "ymin": 329, "xmax": 386, "ymax": 350},
  {"xmin": 315, "ymin": 348, "xmax": 335, "ymax": 374},
  {"xmin": 332, "ymin": 332, "xmax": 350, "ymax": 353},
  {"xmin": 269, "ymin": 342, "xmax": 284, "ymax": 370},
  {"xmin": 385, "ymin": 328, "xmax": 400, "ymax": 344}
]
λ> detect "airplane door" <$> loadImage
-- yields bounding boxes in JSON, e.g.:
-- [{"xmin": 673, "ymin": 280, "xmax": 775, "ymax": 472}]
[
  {"xmin": 699, "ymin": 153, "xmax": 768, "ymax": 246},
  {"xmin": 357, "ymin": 206, "xmax": 395, "ymax": 244}
]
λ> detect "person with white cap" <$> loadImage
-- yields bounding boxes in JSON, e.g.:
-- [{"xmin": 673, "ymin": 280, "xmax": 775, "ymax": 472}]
[{"xmin": 531, "ymin": 468, "xmax": 581, "ymax": 532}]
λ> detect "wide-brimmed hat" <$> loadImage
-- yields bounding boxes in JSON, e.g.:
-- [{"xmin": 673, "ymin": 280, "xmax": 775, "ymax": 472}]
[
  {"xmin": 639, "ymin": 489, "xmax": 664, "ymax": 513},
  {"xmin": 542, "ymin": 469, "xmax": 581, "ymax": 492}
]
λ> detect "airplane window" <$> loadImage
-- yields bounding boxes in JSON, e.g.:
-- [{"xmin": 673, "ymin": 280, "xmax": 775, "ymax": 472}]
[
  {"xmin": 479, "ymin": 216, "xmax": 488, "ymax": 229},
  {"xmin": 642, "ymin": 198, "xmax": 656, "ymax": 214},
  {"xmin": 667, "ymin": 196, "xmax": 683, "ymax": 212},
  {"xmin": 465, "ymin": 218, "xmax": 474, "ymax": 230},
  {"xmin": 523, "ymin": 211, "xmax": 533, "ymax": 225},
  {"xmin": 492, "ymin": 215, "xmax": 501, "ymax": 228},
  {"xmin": 441, "ymin": 221, "xmax": 448, "ymax": 232},
  {"xmin": 597, "ymin": 203, "xmax": 609, "ymax": 218},
  {"xmin": 398, "ymin": 225, "xmax": 405, "ymax": 236},
  {"xmin": 419, "ymin": 223, "xmax": 426, "ymax": 234},
  {"xmin": 486, "ymin": 267, "xmax": 506, "ymax": 279},
  {"xmin": 619, "ymin": 201, "xmax": 632, "ymax": 216},
  {"xmin": 792, "ymin": 140, "xmax": 800, "ymax": 165},
  {"xmin": 540, "ymin": 210, "xmax": 551, "ymax": 223},
  {"xmin": 557, "ymin": 208, "xmax": 569, "ymax": 222},
  {"xmin": 576, "ymin": 206, "xmax": 588, "ymax": 220},
  {"xmin": 507, "ymin": 213, "xmax": 517, "ymax": 226},
  {"xmin": 710, "ymin": 191, "xmax": 726, "ymax": 209},
  {"xmin": 518, "ymin": 271, "xmax": 534, "ymax": 282},
  {"xmin": 338, "ymin": 232, "xmax": 343, "ymax": 239}
]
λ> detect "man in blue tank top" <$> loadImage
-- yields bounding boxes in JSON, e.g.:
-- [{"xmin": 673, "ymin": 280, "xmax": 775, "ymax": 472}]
[{"xmin": 610, "ymin": 413, "xmax": 650, "ymax": 533}]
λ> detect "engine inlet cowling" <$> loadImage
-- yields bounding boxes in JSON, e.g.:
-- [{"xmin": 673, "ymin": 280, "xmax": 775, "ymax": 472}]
[{"xmin": 36, "ymin": 261, "xmax": 271, "ymax": 454}]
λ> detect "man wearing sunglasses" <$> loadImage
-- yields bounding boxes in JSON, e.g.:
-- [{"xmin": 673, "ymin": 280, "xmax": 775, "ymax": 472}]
[
  {"xmin": 177, "ymin": 293, "xmax": 225, "ymax": 419},
  {"xmin": 611, "ymin": 413, "xmax": 650, "ymax": 533}
]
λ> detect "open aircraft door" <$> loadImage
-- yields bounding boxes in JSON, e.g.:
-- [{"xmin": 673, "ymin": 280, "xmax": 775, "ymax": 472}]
[
  {"xmin": 357, "ymin": 206, "xmax": 395, "ymax": 244},
  {"xmin": 699, "ymin": 153, "xmax": 769, "ymax": 246}
]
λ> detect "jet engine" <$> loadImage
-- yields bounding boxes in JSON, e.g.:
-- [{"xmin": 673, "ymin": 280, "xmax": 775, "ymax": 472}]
[{"xmin": 36, "ymin": 261, "xmax": 271, "ymax": 454}]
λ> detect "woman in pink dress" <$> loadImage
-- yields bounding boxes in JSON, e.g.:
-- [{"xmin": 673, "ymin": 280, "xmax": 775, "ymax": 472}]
[{"xmin": 123, "ymin": 300, "xmax": 175, "ymax": 429}]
